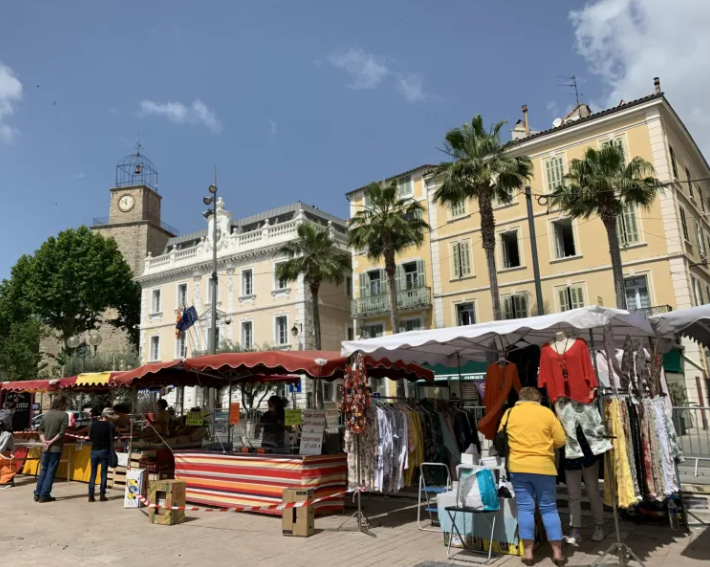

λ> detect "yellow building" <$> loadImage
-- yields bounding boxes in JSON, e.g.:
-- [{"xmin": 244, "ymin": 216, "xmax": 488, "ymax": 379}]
[
  {"xmin": 347, "ymin": 78, "xmax": 710, "ymax": 403},
  {"xmin": 137, "ymin": 199, "xmax": 352, "ymax": 407}
]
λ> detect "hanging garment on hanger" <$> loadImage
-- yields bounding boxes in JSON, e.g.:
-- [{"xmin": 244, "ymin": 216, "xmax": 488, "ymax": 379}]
[
  {"xmin": 620, "ymin": 400, "xmax": 642, "ymax": 500},
  {"xmin": 626, "ymin": 400, "xmax": 648, "ymax": 498},
  {"xmin": 555, "ymin": 398, "xmax": 612, "ymax": 458},
  {"xmin": 538, "ymin": 339, "xmax": 598, "ymax": 404},
  {"xmin": 620, "ymin": 335, "xmax": 634, "ymax": 392},
  {"xmin": 506, "ymin": 344, "xmax": 541, "ymax": 388},
  {"xmin": 477, "ymin": 363, "xmax": 522, "ymax": 440},
  {"xmin": 603, "ymin": 398, "xmax": 639, "ymax": 509},
  {"xmin": 651, "ymin": 397, "xmax": 679, "ymax": 496}
]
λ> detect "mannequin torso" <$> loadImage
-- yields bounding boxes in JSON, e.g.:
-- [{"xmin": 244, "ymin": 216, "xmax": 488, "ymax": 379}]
[{"xmin": 551, "ymin": 331, "xmax": 576, "ymax": 354}]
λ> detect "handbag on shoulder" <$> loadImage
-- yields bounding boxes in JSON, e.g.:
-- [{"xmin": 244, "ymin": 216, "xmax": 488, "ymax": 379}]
[{"xmin": 493, "ymin": 408, "xmax": 513, "ymax": 458}]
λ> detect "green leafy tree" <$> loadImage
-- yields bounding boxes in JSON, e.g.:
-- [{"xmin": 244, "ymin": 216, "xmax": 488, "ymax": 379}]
[
  {"xmin": 24, "ymin": 226, "xmax": 141, "ymax": 347},
  {"xmin": 549, "ymin": 145, "xmax": 661, "ymax": 309},
  {"xmin": 348, "ymin": 181, "xmax": 429, "ymax": 397},
  {"xmin": 432, "ymin": 115, "xmax": 532, "ymax": 320},
  {"xmin": 276, "ymin": 223, "xmax": 351, "ymax": 351},
  {"xmin": 0, "ymin": 256, "xmax": 47, "ymax": 380}
]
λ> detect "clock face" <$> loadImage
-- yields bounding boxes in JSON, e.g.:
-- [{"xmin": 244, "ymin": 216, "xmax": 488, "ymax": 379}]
[{"xmin": 118, "ymin": 194, "xmax": 135, "ymax": 212}]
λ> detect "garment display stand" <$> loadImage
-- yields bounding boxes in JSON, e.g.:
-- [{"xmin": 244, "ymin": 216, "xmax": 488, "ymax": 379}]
[
  {"xmin": 337, "ymin": 435, "xmax": 375, "ymax": 537},
  {"xmin": 585, "ymin": 330, "xmax": 646, "ymax": 567}
]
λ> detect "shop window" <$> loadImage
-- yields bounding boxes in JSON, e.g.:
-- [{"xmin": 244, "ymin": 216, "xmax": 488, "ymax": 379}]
[
  {"xmin": 503, "ymin": 294, "xmax": 528, "ymax": 319},
  {"xmin": 624, "ymin": 276, "xmax": 650, "ymax": 311},
  {"xmin": 456, "ymin": 303, "xmax": 476, "ymax": 326},
  {"xmin": 501, "ymin": 230, "xmax": 521, "ymax": 268},
  {"xmin": 553, "ymin": 219, "xmax": 576, "ymax": 259}
]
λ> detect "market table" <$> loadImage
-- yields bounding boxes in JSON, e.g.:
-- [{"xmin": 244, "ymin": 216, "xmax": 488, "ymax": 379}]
[{"xmin": 174, "ymin": 451, "xmax": 347, "ymax": 515}]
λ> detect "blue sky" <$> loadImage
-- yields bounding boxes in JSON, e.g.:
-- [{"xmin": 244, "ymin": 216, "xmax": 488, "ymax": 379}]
[{"xmin": 1, "ymin": 0, "xmax": 708, "ymax": 279}]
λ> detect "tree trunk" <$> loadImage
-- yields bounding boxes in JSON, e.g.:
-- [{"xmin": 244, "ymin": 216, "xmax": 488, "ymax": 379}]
[
  {"xmin": 310, "ymin": 281, "xmax": 325, "ymax": 409},
  {"xmin": 479, "ymin": 190, "xmax": 503, "ymax": 320},
  {"xmin": 384, "ymin": 246, "xmax": 405, "ymax": 398},
  {"xmin": 602, "ymin": 215, "xmax": 628, "ymax": 310}
]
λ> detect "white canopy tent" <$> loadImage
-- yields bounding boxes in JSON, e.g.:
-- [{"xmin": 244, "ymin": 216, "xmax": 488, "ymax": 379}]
[
  {"xmin": 342, "ymin": 306, "xmax": 656, "ymax": 366},
  {"xmin": 650, "ymin": 304, "xmax": 710, "ymax": 350}
]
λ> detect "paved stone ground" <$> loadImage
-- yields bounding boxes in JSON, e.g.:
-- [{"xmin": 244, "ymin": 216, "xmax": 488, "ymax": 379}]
[{"xmin": 3, "ymin": 476, "xmax": 710, "ymax": 567}]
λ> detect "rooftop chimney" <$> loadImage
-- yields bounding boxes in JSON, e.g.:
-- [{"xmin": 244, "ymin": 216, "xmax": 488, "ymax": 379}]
[
  {"xmin": 654, "ymin": 77, "xmax": 661, "ymax": 94},
  {"xmin": 522, "ymin": 105, "xmax": 530, "ymax": 136}
]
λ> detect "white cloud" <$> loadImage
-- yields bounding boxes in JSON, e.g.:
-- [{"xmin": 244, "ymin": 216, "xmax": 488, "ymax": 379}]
[
  {"xmin": 138, "ymin": 98, "xmax": 223, "ymax": 133},
  {"xmin": 397, "ymin": 73, "xmax": 427, "ymax": 103},
  {"xmin": 327, "ymin": 48, "xmax": 389, "ymax": 90},
  {"xmin": 546, "ymin": 100, "xmax": 560, "ymax": 117},
  {"xmin": 75, "ymin": 172, "xmax": 86, "ymax": 179},
  {"xmin": 570, "ymin": 0, "xmax": 710, "ymax": 153},
  {"xmin": 0, "ymin": 61, "xmax": 22, "ymax": 144},
  {"xmin": 268, "ymin": 118, "xmax": 277, "ymax": 135}
]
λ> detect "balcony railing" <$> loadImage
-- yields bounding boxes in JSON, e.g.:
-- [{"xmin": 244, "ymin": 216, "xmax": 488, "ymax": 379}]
[
  {"xmin": 351, "ymin": 286, "xmax": 432, "ymax": 318},
  {"xmin": 632, "ymin": 305, "xmax": 672, "ymax": 316}
]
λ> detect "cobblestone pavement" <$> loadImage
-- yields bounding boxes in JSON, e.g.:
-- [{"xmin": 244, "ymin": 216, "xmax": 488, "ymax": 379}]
[{"xmin": 2, "ymin": 477, "xmax": 709, "ymax": 567}]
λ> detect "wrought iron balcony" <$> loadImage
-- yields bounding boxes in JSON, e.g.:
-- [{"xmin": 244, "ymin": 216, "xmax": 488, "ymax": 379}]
[
  {"xmin": 632, "ymin": 305, "xmax": 672, "ymax": 316},
  {"xmin": 351, "ymin": 286, "xmax": 432, "ymax": 318}
]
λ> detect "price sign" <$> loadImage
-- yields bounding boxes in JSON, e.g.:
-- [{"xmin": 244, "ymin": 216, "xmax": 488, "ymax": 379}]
[
  {"xmin": 229, "ymin": 402, "xmax": 240, "ymax": 425},
  {"xmin": 186, "ymin": 411, "xmax": 204, "ymax": 426},
  {"xmin": 299, "ymin": 409, "xmax": 326, "ymax": 456},
  {"xmin": 284, "ymin": 409, "xmax": 302, "ymax": 427}
]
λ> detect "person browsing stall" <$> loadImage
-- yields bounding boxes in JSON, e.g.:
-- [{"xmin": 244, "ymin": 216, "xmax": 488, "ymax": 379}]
[
  {"xmin": 152, "ymin": 399, "xmax": 170, "ymax": 437},
  {"xmin": 34, "ymin": 396, "xmax": 69, "ymax": 503},
  {"xmin": 0, "ymin": 399, "xmax": 17, "ymax": 489},
  {"xmin": 255, "ymin": 396, "xmax": 285, "ymax": 448},
  {"xmin": 498, "ymin": 387, "xmax": 566, "ymax": 566},
  {"xmin": 88, "ymin": 408, "xmax": 119, "ymax": 503}
]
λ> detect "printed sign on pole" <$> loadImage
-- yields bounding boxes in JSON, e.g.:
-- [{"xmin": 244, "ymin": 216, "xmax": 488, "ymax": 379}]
[
  {"xmin": 299, "ymin": 409, "xmax": 326, "ymax": 456},
  {"xmin": 284, "ymin": 409, "xmax": 302, "ymax": 427},
  {"xmin": 229, "ymin": 402, "xmax": 241, "ymax": 425}
]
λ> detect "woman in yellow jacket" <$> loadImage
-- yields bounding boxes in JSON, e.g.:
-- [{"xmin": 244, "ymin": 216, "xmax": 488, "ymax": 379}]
[{"xmin": 498, "ymin": 387, "xmax": 566, "ymax": 566}]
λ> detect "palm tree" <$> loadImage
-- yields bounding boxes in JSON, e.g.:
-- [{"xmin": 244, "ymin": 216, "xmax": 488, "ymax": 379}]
[
  {"xmin": 348, "ymin": 181, "xmax": 429, "ymax": 397},
  {"xmin": 276, "ymin": 222, "xmax": 351, "ymax": 408},
  {"xmin": 549, "ymin": 144, "xmax": 661, "ymax": 310},
  {"xmin": 276, "ymin": 223, "xmax": 351, "ymax": 350},
  {"xmin": 432, "ymin": 115, "xmax": 533, "ymax": 320}
]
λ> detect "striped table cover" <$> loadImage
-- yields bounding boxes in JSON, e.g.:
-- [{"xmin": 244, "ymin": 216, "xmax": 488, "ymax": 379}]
[{"xmin": 174, "ymin": 451, "xmax": 347, "ymax": 516}]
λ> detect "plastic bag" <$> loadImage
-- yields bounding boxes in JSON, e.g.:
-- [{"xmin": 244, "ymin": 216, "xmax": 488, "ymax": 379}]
[{"xmin": 459, "ymin": 467, "xmax": 500, "ymax": 511}]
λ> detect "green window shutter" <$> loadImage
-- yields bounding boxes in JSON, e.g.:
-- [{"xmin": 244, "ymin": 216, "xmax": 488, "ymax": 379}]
[
  {"xmin": 380, "ymin": 269, "xmax": 388, "ymax": 293},
  {"xmin": 395, "ymin": 264, "xmax": 403, "ymax": 291},
  {"xmin": 452, "ymin": 243, "xmax": 461, "ymax": 278},
  {"xmin": 571, "ymin": 286, "xmax": 585, "ymax": 309},
  {"xmin": 359, "ymin": 273, "xmax": 368, "ymax": 297},
  {"xmin": 416, "ymin": 259, "xmax": 425, "ymax": 287},
  {"xmin": 503, "ymin": 297, "xmax": 513, "ymax": 320},
  {"xmin": 459, "ymin": 241, "xmax": 471, "ymax": 277},
  {"xmin": 559, "ymin": 288, "xmax": 571, "ymax": 312},
  {"xmin": 515, "ymin": 294, "xmax": 528, "ymax": 318}
]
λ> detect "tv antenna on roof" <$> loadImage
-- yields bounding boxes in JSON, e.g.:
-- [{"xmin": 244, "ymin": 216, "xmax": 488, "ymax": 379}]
[{"xmin": 557, "ymin": 75, "xmax": 583, "ymax": 106}]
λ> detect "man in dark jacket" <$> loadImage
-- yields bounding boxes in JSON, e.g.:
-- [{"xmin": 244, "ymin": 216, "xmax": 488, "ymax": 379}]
[{"xmin": 0, "ymin": 399, "xmax": 17, "ymax": 488}]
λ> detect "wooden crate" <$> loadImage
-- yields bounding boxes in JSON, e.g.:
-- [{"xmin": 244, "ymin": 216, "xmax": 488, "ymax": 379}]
[{"xmin": 148, "ymin": 480, "xmax": 186, "ymax": 526}]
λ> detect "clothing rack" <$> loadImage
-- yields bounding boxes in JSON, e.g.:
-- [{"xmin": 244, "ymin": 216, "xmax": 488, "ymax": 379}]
[{"xmin": 587, "ymin": 330, "xmax": 646, "ymax": 567}]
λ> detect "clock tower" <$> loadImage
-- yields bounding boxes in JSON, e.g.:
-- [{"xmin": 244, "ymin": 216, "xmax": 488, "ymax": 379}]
[{"xmin": 92, "ymin": 150, "xmax": 176, "ymax": 276}]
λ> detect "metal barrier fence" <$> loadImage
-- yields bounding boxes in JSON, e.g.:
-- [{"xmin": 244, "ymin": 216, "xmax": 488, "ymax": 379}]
[{"xmin": 672, "ymin": 407, "xmax": 710, "ymax": 475}]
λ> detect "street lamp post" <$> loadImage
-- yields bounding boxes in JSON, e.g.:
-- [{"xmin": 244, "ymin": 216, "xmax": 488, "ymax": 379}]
[{"xmin": 203, "ymin": 177, "xmax": 219, "ymax": 355}]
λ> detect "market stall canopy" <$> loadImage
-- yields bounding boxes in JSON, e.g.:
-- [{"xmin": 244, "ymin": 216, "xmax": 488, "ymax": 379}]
[
  {"xmin": 183, "ymin": 350, "xmax": 434, "ymax": 382},
  {"xmin": 0, "ymin": 379, "xmax": 59, "ymax": 393},
  {"xmin": 341, "ymin": 306, "xmax": 656, "ymax": 367},
  {"xmin": 650, "ymin": 304, "xmax": 710, "ymax": 349}
]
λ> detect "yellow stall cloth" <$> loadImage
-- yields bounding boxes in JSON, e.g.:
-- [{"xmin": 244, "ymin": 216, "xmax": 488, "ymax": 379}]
[
  {"xmin": 22, "ymin": 444, "xmax": 101, "ymax": 485},
  {"xmin": 603, "ymin": 399, "xmax": 639, "ymax": 509},
  {"xmin": 75, "ymin": 372, "xmax": 113, "ymax": 387}
]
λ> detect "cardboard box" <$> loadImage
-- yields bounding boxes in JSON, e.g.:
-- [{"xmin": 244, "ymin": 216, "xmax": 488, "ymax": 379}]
[
  {"xmin": 282, "ymin": 488, "xmax": 315, "ymax": 537},
  {"xmin": 148, "ymin": 480, "xmax": 186, "ymax": 526},
  {"xmin": 124, "ymin": 468, "xmax": 146, "ymax": 509}
]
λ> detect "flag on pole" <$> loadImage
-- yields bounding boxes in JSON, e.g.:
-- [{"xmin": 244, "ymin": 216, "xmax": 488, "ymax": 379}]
[
  {"xmin": 175, "ymin": 308, "xmax": 182, "ymax": 339},
  {"xmin": 177, "ymin": 306, "xmax": 198, "ymax": 334}
]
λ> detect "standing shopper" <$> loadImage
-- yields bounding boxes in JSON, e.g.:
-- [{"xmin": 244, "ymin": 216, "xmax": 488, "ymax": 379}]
[
  {"xmin": 498, "ymin": 387, "xmax": 567, "ymax": 566},
  {"xmin": 34, "ymin": 397, "xmax": 69, "ymax": 503},
  {"xmin": 88, "ymin": 408, "xmax": 118, "ymax": 502},
  {"xmin": 0, "ymin": 400, "xmax": 17, "ymax": 489}
]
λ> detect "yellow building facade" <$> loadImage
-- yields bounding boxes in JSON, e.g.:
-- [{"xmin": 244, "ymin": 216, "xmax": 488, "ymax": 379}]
[{"xmin": 347, "ymin": 82, "xmax": 710, "ymax": 403}]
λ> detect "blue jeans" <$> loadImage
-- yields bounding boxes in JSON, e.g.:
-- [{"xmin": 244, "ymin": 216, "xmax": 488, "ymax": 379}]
[
  {"xmin": 510, "ymin": 472, "xmax": 563, "ymax": 541},
  {"xmin": 89, "ymin": 449, "xmax": 110, "ymax": 497},
  {"xmin": 34, "ymin": 451, "xmax": 62, "ymax": 499}
]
